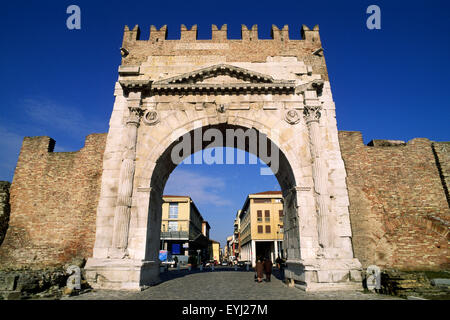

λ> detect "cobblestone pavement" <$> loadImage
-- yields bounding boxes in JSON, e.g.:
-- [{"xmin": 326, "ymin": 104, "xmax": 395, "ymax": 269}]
[{"xmin": 65, "ymin": 267, "xmax": 402, "ymax": 300}]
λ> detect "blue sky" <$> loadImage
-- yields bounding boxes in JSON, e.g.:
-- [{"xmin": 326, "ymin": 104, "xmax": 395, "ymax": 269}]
[{"xmin": 0, "ymin": 1, "xmax": 449, "ymax": 246}]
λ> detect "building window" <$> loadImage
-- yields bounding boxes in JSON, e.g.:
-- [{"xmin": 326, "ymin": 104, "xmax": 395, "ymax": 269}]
[
  {"xmin": 275, "ymin": 198, "xmax": 282, "ymax": 203},
  {"xmin": 254, "ymin": 198, "xmax": 271, "ymax": 203},
  {"xmin": 168, "ymin": 221, "xmax": 178, "ymax": 232},
  {"xmin": 265, "ymin": 210, "xmax": 270, "ymax": 222},
  {"xmin": 257, "ymin": 210, "xmax": 262, "ymax": 222},
  {"xmin": 279, "ymin": 210, "xmax": 283, "ymax": 218},
  {"xmin": 169, "ymin": 203, "xmax": 178, "ymax": 219},
  {"xmin": 265, "ymin": 225, "xmax": 271, "ymax": 233},
  {"xmin": 257, "ymin": 225, "xmax": 263, "ymax": 233}
]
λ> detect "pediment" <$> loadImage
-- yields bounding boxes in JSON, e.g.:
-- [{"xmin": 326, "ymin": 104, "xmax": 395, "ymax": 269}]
[
  {"xmin": 151, "ymin": 64, "xmax": 295, "ymax": 94},
  {"xmin": 153, "ymin": 64, "xmax": 275, "ymax": 85}
]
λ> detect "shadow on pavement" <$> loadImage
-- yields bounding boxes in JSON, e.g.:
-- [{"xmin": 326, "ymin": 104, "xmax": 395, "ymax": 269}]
[
  {"xmin": 156, "ymin": 266, "xmax": 286, "ymax": 286},
  {"xmin": 156, "ymin": 266, "xmax": 254, "ymax": 285}
]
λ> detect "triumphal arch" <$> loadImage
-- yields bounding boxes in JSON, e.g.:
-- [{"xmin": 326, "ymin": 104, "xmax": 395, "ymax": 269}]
[{"xmin": 84, "ymin": 24, "xmax": 363, "ymax": 291}]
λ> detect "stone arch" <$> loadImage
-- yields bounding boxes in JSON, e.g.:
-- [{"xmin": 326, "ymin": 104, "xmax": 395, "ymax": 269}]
[
  {"xmin": 139, "ymin": 114, "xmax": 305, "ymax": 190},
  {"xmin": 85, "ymin": 60, "xmax": 362, "ymax": 291},
  {"xmin": 133, "ymin": 114, "xmax": 305, "ymax": 264}
]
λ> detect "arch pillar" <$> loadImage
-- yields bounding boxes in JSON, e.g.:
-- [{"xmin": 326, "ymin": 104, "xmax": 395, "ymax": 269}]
[
  {"xmin": 283, "ymin": 89, "xmax": 362, "ymax": 291},
  {"xmin": 85, "ymin": 91, "xmax": 160, "ymax": 290}
]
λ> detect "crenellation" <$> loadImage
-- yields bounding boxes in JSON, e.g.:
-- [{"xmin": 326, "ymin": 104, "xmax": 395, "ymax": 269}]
[
  {"xmin": 122, "ymin": 24, "xmax": 322, "ymax": 42},
  {"xmin": 180, "ymin": 24, "xmax": 198, "ymax": 41},
  {"xmin": 241, "ymin": 24, "xmax": 258, "ymax": 41},
  {"xmin": 301, "ymin": 24, "xmax": 321, "ymax": 44},
  {"xmin": 211, "ymin": 24, "xmax": 227, "ymax": 41},
  {"xmin": 123, "ymin": 25, "xmax": 140, "ymax": 44},
  {"xmin": 149, "ymin": 25, "xmax": 167, "ymax": 42},
  {"xmin": 271, "ymin": 24, "xmax": 289, "ymax": 41}
]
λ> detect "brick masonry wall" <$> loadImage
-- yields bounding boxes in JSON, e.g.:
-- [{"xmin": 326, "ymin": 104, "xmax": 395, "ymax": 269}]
[
  {"xmin": 339, "ymin": 131, "xmax": 450, "ymax": 271},
  {"xmin": 0, "ymin": 134, "xmax": 107, "ymax": 270},
  {"xmin": 0, "ymin": 181, "xmax": 11, "ymax": 246},
  {"xmin": 433, "ymin": 142, "xmax": 450, "ymax": 207}
]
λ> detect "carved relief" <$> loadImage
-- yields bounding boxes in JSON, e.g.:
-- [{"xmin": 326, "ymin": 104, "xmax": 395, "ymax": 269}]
[
  {"xmin": 143, "ymin": 110, "xmax": 160, "ymax": 126},
  {"xmin": 285, "ymin": 109, "xmax": 300, "ymax": 125},
  {"xmin": 217, "ymin": 104, "xmax": 226, "ymax": 113}
]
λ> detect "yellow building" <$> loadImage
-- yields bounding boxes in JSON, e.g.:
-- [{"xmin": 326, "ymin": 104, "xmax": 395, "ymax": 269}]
[
  {"xmin": 238, "ymin": 191, "xmax": 284, "ymax": 267},
  {"xmin": 208, "ymin": 240, "xmax": 221, "ymax": 263},
  {"xmin": 161, "ymin": 195, "xmax": 209, "ymax": 263}
]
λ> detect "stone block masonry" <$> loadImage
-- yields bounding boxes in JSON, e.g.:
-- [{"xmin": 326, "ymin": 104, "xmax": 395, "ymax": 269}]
[
  {"xmin": 120, "ymin": 24, "xmax": 328, "ymax": 80},
  {"xmin": 0, "ymin": 134, "xmax": 107, "ymax": 270},
  {"xmin": 339, "ymin": 131, "xmax": 450, "ymax": 271}
]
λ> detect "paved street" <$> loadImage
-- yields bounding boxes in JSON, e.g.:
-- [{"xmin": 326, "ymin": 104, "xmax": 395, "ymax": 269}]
[{"xmin": 65, "ymin": 266, "xmax": 401, "ymax": 300}]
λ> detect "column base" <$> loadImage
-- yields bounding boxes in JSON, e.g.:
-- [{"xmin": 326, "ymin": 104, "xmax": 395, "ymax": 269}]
[
  {"xmin": 285, "ymin": 258, "xmax": 363, "ymax": 292},
  {"xmin": 85, "ymin": 258, "xmax": 160, "ymax": 290}
]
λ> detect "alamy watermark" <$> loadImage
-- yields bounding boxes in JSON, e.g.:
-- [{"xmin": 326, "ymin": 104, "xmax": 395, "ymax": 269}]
[
  {"xmin": 170, "ymin": 122, "xmax": 280, "ymax": 176},
  {"xmin": 366, "ymin": 5, "xmax": 381, "ymax": 30},
  {"xmin": 66, "ymin": 5, "xmax": 81, "ymax": 30}
]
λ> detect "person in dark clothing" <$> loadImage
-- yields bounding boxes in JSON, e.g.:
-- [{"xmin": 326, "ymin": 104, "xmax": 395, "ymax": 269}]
[
  {"xmin": 255, "ymin": 257, "xmax": 264, "ymax": 283},
  {"xmin": 263, "ymin": 257, "xmax": 273, "ymax": 282},
  {"xmin": 276, "ymin": 256, "xmax": 285, "ymax": 280}
]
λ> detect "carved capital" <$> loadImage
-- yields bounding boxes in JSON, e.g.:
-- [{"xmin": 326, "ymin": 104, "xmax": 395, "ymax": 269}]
[
  {"xmin": 303, "ymin": 105, "xmax": 322, "ymax": 123},
  {"xmin": 127, "ymin": 107, "xmax": 144, "ymax": 126}
]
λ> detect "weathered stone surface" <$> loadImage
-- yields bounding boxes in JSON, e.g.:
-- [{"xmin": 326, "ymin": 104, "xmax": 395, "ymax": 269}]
[
  {"xmin": 0, "ymin": 269, "xmax": 67, "ymax": 299},
  {"xmin": 339, "ymin": 131, "xmax": 450, "ymax": 271},
  {"xmin": 0, "ymin": 134, "xmax": 107, "ymax": 269},
  {"xmin": 0, "ymin": 181, "xmax": 10, "ymax": 246},
  {"xmin": 430, "ymin": 278, "xmax": 450, "ymax": 287}
]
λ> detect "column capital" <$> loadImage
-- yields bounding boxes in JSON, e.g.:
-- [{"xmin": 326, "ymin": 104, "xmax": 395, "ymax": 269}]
[
  {"xmin": 127, "ymin": 107, "xmax": 144, "ymax": 126},
  {"xmin": 303, "ymin": 105, "xmax": 322, "ymax": 124}
]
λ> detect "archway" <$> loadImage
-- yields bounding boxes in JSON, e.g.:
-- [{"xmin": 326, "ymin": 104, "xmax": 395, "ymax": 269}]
[
  {"xmin": 85, "ymin": 60, "xmax": 362, "ymax": 292},
  {"xmin": 144, "ymin": 124, "xmax": 298, "ymax": 269}
]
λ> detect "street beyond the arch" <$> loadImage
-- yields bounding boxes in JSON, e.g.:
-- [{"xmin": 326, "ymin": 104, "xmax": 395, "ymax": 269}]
[{"xmin": 63, "ymin": 267, "xmax": 400, "ymax": 300}]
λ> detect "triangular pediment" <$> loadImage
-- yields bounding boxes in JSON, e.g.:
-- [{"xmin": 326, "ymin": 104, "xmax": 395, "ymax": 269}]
[
  {"xmin": 151, "ymin": 64, "xmax": 296, "ymax": 94},
  {"xmin": 153, "ymin": 64, "xmax": 275, "ymax": 85}
]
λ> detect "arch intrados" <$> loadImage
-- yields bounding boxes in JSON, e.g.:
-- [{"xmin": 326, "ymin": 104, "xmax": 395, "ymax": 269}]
[{"xmin": 148, "ymin": 123, "xmax": 297, "ymax": 195}]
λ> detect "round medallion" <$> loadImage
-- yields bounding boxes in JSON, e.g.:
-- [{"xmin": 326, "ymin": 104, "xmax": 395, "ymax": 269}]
[
  {"xmin": 143, "ymin": 110, "xmax": 160, "ymax": 126},
  {"xmin": 285, "ymin": 109, "xmax": 300, "ymax": 125}
]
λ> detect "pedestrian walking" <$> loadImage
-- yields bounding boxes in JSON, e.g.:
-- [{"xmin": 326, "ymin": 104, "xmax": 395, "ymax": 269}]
[
  {"xmin": 255, "ymin": 257, "xmax": 264, "ymax": 283},
  {"xmin": 263, "ymin": 257, "xmax": 273, "ymax": 282},
  {"xmin": 276, "ymin": 256, "xmax": 285, "ymax": 280}
]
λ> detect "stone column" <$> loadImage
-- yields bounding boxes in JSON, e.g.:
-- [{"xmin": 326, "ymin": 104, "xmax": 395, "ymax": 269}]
[
  {"xmin": 110, "ymin": 92, "xmax": 143, "ymax": 258},
  {"xmin": 251, "ymin": 240, "xmax": 256, "ymax": 267},
  {"xmin": 274, "ymin": 240, "xmax": 278, "ymax": 259},
  {"xmin": 303, "ymin": 90, "xmax": 334, "ymax": 251}
]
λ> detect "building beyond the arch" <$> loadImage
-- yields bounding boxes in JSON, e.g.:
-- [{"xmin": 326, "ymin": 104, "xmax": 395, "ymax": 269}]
[{"xmin": 0, "ymin": 24, "xmax": 448, "ymax": 291}]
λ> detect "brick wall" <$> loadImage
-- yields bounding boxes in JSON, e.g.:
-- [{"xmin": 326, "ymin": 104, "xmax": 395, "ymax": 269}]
[
  {"xmin": 339, "ymin": 131, "xmax": 450, "ymax": 271},
  {"xmin": 0, "ymin": 134, "xmax": 107, "ymax": 270},
  {"xmin": 0, "ymin": 181, "xmax": 11, "ymax": 246}
]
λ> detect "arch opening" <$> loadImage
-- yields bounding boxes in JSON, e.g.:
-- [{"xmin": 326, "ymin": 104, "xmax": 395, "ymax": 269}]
[{"xmin": 143, "ymin": 123, "xmax": 300, "ymax": 265}]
